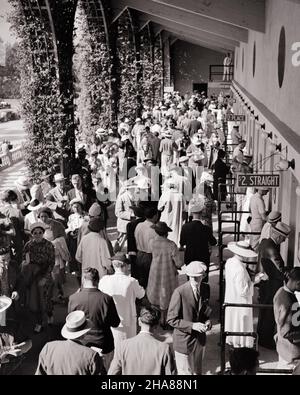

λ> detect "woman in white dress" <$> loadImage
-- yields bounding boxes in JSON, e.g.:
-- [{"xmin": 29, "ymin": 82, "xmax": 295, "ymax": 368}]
[
  {"xmin": 224, "ymin": 241, "xmax": 258, "ymax": 348},
  {"xmin": 158, "ymin": 179, "xmax": 187, "ymax": 247}
]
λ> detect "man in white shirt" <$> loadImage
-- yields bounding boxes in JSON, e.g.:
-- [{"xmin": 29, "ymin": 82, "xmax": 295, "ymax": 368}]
[
  {"xmin": 223, "ymin": 53, "xmax": 232, "ymax": 81},
  {"xmin": 134, "ymin": 206, "xmax": 159, "ymax": 288},
  {"xmin": 99, "ymin": 253, "xmax": 145, "ymax": 350}
]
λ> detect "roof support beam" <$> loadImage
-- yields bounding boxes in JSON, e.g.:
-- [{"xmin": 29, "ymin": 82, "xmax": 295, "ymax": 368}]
[
  {"xmin": 151, "ymin": 0, "xmax": 266, "ymax": 32},
  {"xmin": 109, "ymin": 0, "xmax": 248, "ymax": 42},
  {"xmin": 138, "ymin": 15, "xmax": 237, "ymax": 50},
  {"xmin": 163, "ymin": 30, "xmax": 230, "ymax": 53}
]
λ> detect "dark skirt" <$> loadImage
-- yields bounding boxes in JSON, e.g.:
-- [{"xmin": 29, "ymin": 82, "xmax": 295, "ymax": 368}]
[{"xmin": 257, "ymin": 278, "xmax": 283, "ymax": 349}]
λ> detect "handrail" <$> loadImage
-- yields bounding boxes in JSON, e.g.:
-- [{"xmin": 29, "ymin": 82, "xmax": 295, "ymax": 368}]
[
  {"xmin": 0, "ymin": 145, "xmax": 24, "ymax": 171},
  {"xmin": 220, "ymin": 303, "xmax": 293, "ymax": 375},
  {"xmin": 209, "ymin": 64, "xmax": 234, "ymax": 82}
]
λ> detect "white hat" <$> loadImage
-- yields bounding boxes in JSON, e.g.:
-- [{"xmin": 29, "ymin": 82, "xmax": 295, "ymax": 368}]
[
  {"xmin": 54, "ymin": 173, "xmax": 65, "ymax": 183},
  {"xmin": 121, "ymin": 134, "xmax": 130, "ymax": 142},
  {"xmin": 227, "ymin": 241, "xmax": 258, "ymax": 258},
  {"xmin": 179, "ymin": 156, "xmax": 189, "ymax": 164},
  {"xmin": 200, "ymin": 171, "xmax": 214, "ymax": 184},
  {"xmin": 0, "ymin": 295, "xmax": 12, "ymax": 313},
  {"xmin": 30, "ymin": 222, "xmax": 47, "ymax": 233},
  {"xmin": 186, "ymin": 261, "xmax": 207, "ymax": 277},
  {"xmin": 61, "ymin": 311, "xmax": 92, "ymax": 340},
  {"xmin": 189, "ymin": 197, "xmax": 205, "ymax": 214},
  {"xmin": 28, "ymin": 199, "xmax": 44, "ymax": 212},
  {"xmin": 191, "ymin": 135, "xmax": 202, "ymax": 146},
  {"xmin": 124, "ymin": 118, "xmax": 130, "ymax": 123},
  {"xmin": 69, "ymin": 198, "xmax": 84, "ymax": 207},
  {"xmin": 163, "ymin": 130, "xmax": 173, "ymax": 138},
  {"xmin": 15, "ymin": 176, "xmax": 30, "ymax": 191},
  {"xmin": 135, "ymin": 118, "xmax": 141, "ymax": 123},
  {"xmin": 96, "ymin": 128, "xmax": 106, "ymax": 135}
]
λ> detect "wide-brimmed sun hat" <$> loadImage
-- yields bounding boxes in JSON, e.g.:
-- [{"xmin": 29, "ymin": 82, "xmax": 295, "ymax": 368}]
[
  {"xmin": 0, "ymin": 295, "xmax": 12, "ymax": 313},
  {"xmin": 227, "ymin": 241, "xmax": 258, "ymax": 258},
  {"xmin": 186, "ymin": 261, "xmax": 207, "ymax": 277},
  {"xmin": 61, "ymin": 311, "xmax": 92, "ymax": 340},
  {"xmin": 28, "ymin": 199, "xmax": 44, "ymax": 212}
]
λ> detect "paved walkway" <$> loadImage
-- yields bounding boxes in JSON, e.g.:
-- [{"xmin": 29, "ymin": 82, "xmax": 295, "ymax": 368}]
[
  {"xmin": 0, "ymin": 161, "xmax": 27, "ymax": 193},
  {"xmin": 0, "ymin": 163, "xmax": 281, "ymax": 375}
]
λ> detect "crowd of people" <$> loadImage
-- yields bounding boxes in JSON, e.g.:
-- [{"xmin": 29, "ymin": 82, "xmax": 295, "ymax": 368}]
[{"xmin": 0, "ymin": 89, "xmax": 299, "ymax": 375}]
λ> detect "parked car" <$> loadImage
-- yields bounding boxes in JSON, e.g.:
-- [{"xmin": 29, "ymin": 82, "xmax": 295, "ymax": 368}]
[{"xmin": 0, "ymin": 101, "xmax": 11, "ymax": 109}]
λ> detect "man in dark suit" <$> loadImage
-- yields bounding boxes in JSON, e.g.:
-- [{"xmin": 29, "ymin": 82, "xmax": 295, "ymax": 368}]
[
  {"xmin": 274, "ymin": 267, "xmax": 300, "ymax": 367},
  {"xmin": 167, "ymin": 261, "xmax": 212, "ymax": 375},
  {"xmin": 36, "ymin": 310, "xmax": 104, "ymax": 375},
  {"xmin": 68, "ymin": 267, "xmax": 120, "ymax": 372},
  {"xmin": 180, "ymin": 202, "xmax": 217, "ymax": 279},
  {"xmin": 108, "ymin": 306, "xmax": 176, "ymax": 375},
  {"xmin": 257, "ymin": 222, "xmax": 291, "ymax": 349}
]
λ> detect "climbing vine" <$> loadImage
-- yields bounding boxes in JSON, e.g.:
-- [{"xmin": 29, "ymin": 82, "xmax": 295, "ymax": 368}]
[
  {"xmin": 115, "ymin": 10, "xmax": 140, "ymax": 122},
  {"xmin": 74, "ymin": 1, "xmax": 113, "ymax": 144},
  {"xmin": 139, "ymin": 26, "xmax": 154, "ymax": 109},
  {"xmin": 8, "ymin": 0, "xmax": 74, "ymax": 178},
  {"xmin": 153, "ymin": 35, "xmax": 164, "ymax": 105}
]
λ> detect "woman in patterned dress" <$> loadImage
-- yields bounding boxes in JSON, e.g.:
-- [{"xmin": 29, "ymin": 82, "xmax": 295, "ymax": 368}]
[
  {"xmin": 22, "ymin": 222, "xmax": 55, "ymax": 333},
  {"xmin": 147, "ymin": 222, "xmax": 183, "ymax": 328}
]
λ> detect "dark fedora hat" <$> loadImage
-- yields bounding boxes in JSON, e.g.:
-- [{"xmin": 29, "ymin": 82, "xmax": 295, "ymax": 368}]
[{"xmin": 151, "ymin": 221, "xmax": 172, "ymax": 234}]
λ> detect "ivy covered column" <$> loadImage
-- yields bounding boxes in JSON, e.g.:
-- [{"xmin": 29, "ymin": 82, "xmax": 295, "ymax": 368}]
[
  {"xmin": 139, "ymin": 24, "xmax": 154, "ymax": 109},
  {"xmin": 115, "ymin": 9, "xmax": 140, "ymax": 122},
  {"xmin": 162, "ymin": 32, "xmax": 171, "ymax": 89},
  {"xmin": 153, "ymin": 32, "xmax": 164, "ymax": 104},
  {"xmin": 74, "ymin": 0, "xmax": 117, "ymax": 143},
  {"xmin": 8, "ymin": 0, "xmax": 77, "ymax": 177}
]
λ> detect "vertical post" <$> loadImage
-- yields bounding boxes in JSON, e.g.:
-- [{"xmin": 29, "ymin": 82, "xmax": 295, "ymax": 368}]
[{"xmin": 162, "ymin": 32, "xmax": 171, "ymax": 89}]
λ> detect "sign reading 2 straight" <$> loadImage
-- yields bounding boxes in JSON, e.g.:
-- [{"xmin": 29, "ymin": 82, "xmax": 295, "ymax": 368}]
[{"xmin": 237, "ymin": 174, "xmax": 280, "ymax": 188}]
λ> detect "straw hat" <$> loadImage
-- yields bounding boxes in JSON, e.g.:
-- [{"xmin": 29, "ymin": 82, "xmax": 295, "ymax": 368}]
[
  {"xmin": 179, "ymin": 156, "xmax": 189, "ymax": 164},
  {"xmin": 30, "ymin": 222, "xmax": 47, "ymax": 233},
  {"xmin": 54, "ymin": 173, "xmax": 65, "ymax": 183},
  {"xmin": 267, "ymin": 211, "xmax": 281, "ymax": 224},
  {"xmin": 28, "ymin": 199, "xmax": 44, "ymax": 212},
  {"xmin": 227, "ymin": 241, "xmax": 258, "ymax": 258},
  {"xmin": 186, "ymin": 261, "xmax": 207, "ymax": 277},
  {"xmin": 61, "ymin": 311, "xmax": 92, "ymax": 340},
  {"xmin": 69, "ymin": 198, "xmax": 84, "ymax": 207}
]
